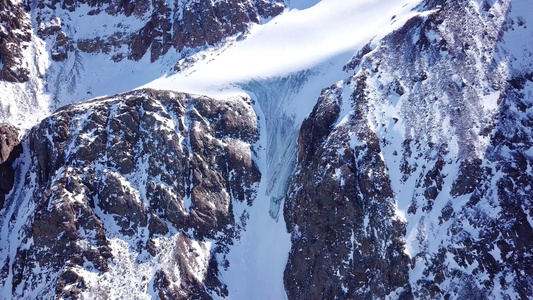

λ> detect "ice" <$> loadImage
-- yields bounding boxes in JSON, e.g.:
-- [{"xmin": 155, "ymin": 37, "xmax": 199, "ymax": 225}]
[{"xmin": 288, "ymin": 0, "xmax": 322, "ymax": 10}]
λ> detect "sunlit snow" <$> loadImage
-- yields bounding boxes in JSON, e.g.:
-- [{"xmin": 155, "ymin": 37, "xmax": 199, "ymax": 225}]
[{"xmin": 145, "ymin": 0, "xmax": 424, "ymax": 96}]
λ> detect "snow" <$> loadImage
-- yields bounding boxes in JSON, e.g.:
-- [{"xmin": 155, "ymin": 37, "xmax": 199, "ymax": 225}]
[
  {"xmin": 0, "ymin": 140, "xmax": 41, "ymax": 299},
  {"xmin": 187, "ymin": 239, "xmax": 212, "ymax": 282},
  {"xmin": 144, "ymin": 0, "xmax": 425, "ymax": 97},
  {"xmin": 334, "ymin": 80, "xmax": 354, "ymax": 127},
  {"xmin": 451, "ymin": 74, "xmax": 463, "ymax": 89},
  {"xmin": 334, "ymin": 167, "xmax": 345, "ymax": 186},
  {"xmin": 75, "ymin": 235, "xmax": 211, "ymax": 300},
  {"xmin": 0, "ymin": 35, "xmax": 51, "ymax": 129},
  {"xmin": 499, "ymin": 0, "xmax": 533, "ymax": 71},
  {"xmin": 489, "ymin": 243, "xmax": 502, "ymax": 263},
  {"xmin": 215, "ymin": 91, "xmax": 291, "ymax": 300},
  {"xmin": 363, "ymin": 215, "xmax": 370, "ymax": 236}
]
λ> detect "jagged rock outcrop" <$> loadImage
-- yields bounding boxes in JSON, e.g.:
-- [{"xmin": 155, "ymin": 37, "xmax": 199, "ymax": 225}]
[
  {"xmin": 284, "ymin": 0, "xmax": 533, "ymax": 299},
  {"xmin": 0, "ymin": 124, "xmax": 22, "ymax": 209},
  {"xmin": 0, "ymin": 89, "xmax": 260, "ymax": 299},
  {"xmin": 0, "ymin": 0, "xmax": 32, "ymax": 82},
  {"xmin": 34, "ymin": 0, "xmax": 285, "ymax": 63},
  {"xmin": 284, "ymin": 82, "xmax": 411, "ymax": 300}
]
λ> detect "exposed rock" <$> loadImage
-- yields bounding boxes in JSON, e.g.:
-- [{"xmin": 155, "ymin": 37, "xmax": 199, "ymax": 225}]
[
  {"xmin": 0, "ymin": 123, "xmax": 20, "ymax": 164},
  {"xmin": 0, "ymin": 0, "xmax": 32, "ymax": 82},
  {"xmin": 0, "ymin": 124, "xmax": 22, "ymax": 209},
  {"xmin": 284, "ymin": 77, "xmax": 411, "ymax": 299},
  {"xmin": 284, "ymin": 0, "xmax": 533, "ymax": 299},
  {"xmin": 0, "ymin": 89, "xmax": 260, "ymax": 299}
]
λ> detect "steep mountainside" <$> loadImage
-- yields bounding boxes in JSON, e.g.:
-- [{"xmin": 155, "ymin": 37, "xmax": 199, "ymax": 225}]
[
  {"xmin": 0, "ymin": 0, "xmax": 32, "ymax": 82},
  {"xmin": 284, "ymin": 0, "xmax": 533, "ymax": 298},
  {"xmin": 33, "ymin": 0, "xmax": 284, "ymax": 63},
  {"xmin": 1, "ymin": 0, "xmax": 532, "ymax": 299},
  {"xmin": 0, "ymin": 0, "xmax": 285, "ymax": 127},
  {"xmin": 0, "ymin": 89, "xmax": 260, "ymax": 298}
]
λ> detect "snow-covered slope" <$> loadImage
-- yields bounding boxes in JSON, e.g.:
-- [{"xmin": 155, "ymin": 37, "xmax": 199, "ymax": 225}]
[
  {"xmin": 284, "ymin": 0, "xmax": 533, "ymax": 298},
  {"xmin": 0, "ymin": 0, "xmax": 286, "ymax": 128},
  {"xmin": 1, "ymin": 0, "xmax": 532, "ymax": 299},
  {"xmin": 1, "ymin": 89, "xmax": 262, "ymax": 298}
]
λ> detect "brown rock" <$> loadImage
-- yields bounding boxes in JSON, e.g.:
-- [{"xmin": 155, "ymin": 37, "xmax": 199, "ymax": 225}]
[{"xmin": 0, "ymin": 124, "xmax": 22, "ymax": 209}]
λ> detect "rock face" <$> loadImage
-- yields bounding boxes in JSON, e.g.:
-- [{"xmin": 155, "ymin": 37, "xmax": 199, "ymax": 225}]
[
  {"xmin": 0, "ymin": 124, "xmax": 22, "ymax": 209},
  {"xmin": 284, "ymin": 0, "xmax": 533, "ymax": 299},
  {"xmin": 34, "ymin": 0, "xmax": 285, "ymax": 63},
  {"xmin": 0, "ymin": 0, "xmax": 32, "ymax": 82},
  {"xmin": 284, "ymin": 83, "xmax": 411, "ymax": 299},
  {"xmin": 1, "ymin": 0, "xmax": 533, "ymax": 299},
  {"xmin": 0, "ymin": 89, "xmax": 260, "ymax": 299}
]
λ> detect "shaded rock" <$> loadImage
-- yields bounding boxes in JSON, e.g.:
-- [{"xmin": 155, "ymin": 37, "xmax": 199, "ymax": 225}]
[{"xmin": 0, "ymin": 0, "xmax": 32, "ymax": 82}]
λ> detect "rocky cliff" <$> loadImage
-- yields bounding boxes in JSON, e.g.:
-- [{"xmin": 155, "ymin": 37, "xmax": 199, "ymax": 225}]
[
  {"xmin": 0, "ymin": 89, "xmax": 260, "ymax": 299},
  {"xmin": 284, "ymin": 0, "xmax": 533, "ymax": 298},
  {"xmin": 0, "ymin": 123, "xmax": 22, "ymax": 208},
  {"xmin": 0, "ymin": 0, "xmax": 32, "ymax": 82},
  {"xmin": 34, "ymin": 0, "xmax": 284, "ymax": 63}
]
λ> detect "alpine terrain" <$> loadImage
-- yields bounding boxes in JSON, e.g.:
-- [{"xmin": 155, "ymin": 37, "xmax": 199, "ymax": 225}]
[{"xmin": 0, "ymin": 0, "xmax": 532, "ymax": 299}]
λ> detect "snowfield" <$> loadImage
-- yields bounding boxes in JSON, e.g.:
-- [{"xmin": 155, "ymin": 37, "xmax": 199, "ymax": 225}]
[{"xmin": 145, "ymin": 0, "xmax": 426, "ymax": 96}]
